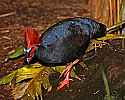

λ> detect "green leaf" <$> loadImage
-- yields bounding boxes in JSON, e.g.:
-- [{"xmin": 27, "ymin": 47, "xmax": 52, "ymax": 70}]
[
  {"xmin": 15, "ymin": 64, "xmax": 44, "ymax": 83},
  {"xmin": 0, "ymin": 63, "xmax": 53, "ymax": 99},
  {"xmin": 0, "ymin": 70, "xmax": 17, "ymax": 85},
  {"xmin": 11, "ymin": 64, "xmax": 54, "ymax": 100},
  {"xmin": 54, "ymin": 66, "xmax": 65, "ymax": 73},
  {"xmin": 8, "ymin": 46, "xmax": 24, "ymax": 59},
  {"xmin": 0, "ymin": 64, "xmax": 43, "ymax": 85}
]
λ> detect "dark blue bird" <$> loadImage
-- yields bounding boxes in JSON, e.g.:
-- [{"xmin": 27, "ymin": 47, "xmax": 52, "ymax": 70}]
[{"xmin": 24, "ymin": 17, "xmax": 106, "ymax": 90}]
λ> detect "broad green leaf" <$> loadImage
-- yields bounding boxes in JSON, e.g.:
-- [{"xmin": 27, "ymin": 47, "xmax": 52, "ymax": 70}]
[
  {"xmin": 0, "ymin": 63, "xmax": 53, "ymax": 99},
  {"xmin": 0, "ymin": 64, "xmax": 43, "ymax": 85},
  {"xmin": 16, "ymin": 64, "xmax": 44, "ymax": 83},
  {"xmin": 0, "ymin": 70, "xmax": 17, "ymax": 85},
  {"xmin": 8, "ymin": 46, "xmax": 24, "ymax": 59},
  {"xmin": 11, "ymin": 64, "xmax": 54, "ymax": 100}
]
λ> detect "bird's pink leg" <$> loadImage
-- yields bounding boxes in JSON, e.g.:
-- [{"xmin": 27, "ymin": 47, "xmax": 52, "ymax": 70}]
[{"xmin": 57, "ymin": 59, "xmax": 80, "ymax": 90}]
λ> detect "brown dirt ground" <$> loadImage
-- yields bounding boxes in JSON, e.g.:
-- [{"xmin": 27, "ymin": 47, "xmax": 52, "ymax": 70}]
[{"xmin": 0, "ymin": 0, "xmax": 125, "ymax": 100}]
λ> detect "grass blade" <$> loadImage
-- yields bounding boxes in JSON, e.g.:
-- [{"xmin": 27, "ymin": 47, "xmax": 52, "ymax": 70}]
[{"xmin": 100, "ymin": 64, "xmax": 112, "ymax": 100}]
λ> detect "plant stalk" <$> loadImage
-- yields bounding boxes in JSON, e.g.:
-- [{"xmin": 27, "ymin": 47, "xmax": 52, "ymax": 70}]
[{"xmin": 100, "ymin": 65, "xmax": 112, "ymax": 100}]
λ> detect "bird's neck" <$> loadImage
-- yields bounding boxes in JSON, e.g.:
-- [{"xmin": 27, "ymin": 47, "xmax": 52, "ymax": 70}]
[{"xmin": 35, "ymin": 46, "xmax": 45, "ymax": 58}]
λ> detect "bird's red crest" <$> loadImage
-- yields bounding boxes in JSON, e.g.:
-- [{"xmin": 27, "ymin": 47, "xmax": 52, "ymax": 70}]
[{"xmin": 24, "ymin": 27, "xmax": 39, "ymax": 48}]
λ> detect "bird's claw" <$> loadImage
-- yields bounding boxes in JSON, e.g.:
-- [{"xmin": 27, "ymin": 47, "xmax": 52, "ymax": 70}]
[
  {"xmin": 57, "ymin": 72, "xmax": 72, "ymax": 90},
  {"xmin": 57, "ymin": 59, "xmax": 80, "ymax": 90}
]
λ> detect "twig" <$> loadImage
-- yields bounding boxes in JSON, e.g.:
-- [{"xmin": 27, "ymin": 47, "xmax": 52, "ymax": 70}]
[{"xmin": 0, "ymin": 11, "xmax": 16, "ymax": 18}]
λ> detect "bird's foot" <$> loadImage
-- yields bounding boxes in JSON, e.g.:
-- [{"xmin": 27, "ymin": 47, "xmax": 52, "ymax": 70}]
[
  {"xmin": 57, "ymin": 72, "xmax": 72, "ymax": 90},
  {"xmin": 57, "ymin": 59, "xmax": 79, "ymax": 90}
]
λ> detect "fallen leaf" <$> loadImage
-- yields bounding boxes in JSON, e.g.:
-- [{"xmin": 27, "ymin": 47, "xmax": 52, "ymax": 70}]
[
  {"xmin": 8, "ymin": 46, "xmax": 24, "ymax": 59},
  {"xmin": 0, "ymin": 70, "xmax": 17, "ymax": 85}
]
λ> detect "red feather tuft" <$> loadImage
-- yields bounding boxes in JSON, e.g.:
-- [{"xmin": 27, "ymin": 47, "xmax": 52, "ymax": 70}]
[{"xmin": 24, "ymin": 27, "xmax": 40, "ymax": 49}]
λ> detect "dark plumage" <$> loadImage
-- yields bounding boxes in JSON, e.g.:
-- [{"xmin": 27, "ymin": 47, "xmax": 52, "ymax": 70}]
[{"xmin": 34, "ymin": 17, "xmax": 106, "ymax": 65}]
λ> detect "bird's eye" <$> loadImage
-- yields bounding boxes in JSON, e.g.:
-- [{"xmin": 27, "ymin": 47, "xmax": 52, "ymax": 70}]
[{"xmin": 24, "ymin": 48, "xmax": 32, "ymax": 53}]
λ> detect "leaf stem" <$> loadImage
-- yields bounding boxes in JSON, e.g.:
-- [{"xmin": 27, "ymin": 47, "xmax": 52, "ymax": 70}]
[{"xmin": 100, "ymin": 64, "xmax": 112, "ymax": 100}]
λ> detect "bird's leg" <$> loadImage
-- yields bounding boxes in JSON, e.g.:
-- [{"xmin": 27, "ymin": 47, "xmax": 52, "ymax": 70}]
[{"xmin": 57, "ymin": 59, "xmax": 79, "ymax": 90}]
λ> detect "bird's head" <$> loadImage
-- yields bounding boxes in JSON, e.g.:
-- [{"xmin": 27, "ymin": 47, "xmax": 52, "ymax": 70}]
[
  {"xmin": 24, "ymin": 46, "xmax": 38, "ymax": 64},
  {"xmin": 23, "ymin": 27, "xmax": 40, "ymax": 64}
]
